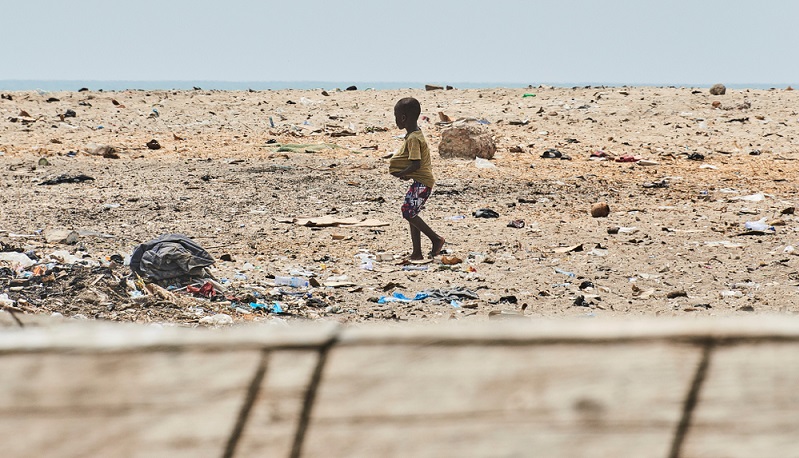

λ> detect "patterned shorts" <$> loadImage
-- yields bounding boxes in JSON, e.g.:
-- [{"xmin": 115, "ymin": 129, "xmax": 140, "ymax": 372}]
[{"xmin": 401, "ymin": 181, "xmax": 431, "ymax": 220}]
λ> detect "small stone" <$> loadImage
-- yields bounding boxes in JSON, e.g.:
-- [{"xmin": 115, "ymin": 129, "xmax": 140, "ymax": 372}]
[
  {"xmin": 146, "ymin": 139, "xmax": 161, "ymax": 150},
  {"xmin": 712, "ymin": 101, "xmax": 721, "ymax": 108},
  {"xmin": 709, "ymin": 83, "xmax": 726, "ymax": 95},
  {"xmin": 591, "ymin": 202, "xmax": 610, "ymax": 218}
]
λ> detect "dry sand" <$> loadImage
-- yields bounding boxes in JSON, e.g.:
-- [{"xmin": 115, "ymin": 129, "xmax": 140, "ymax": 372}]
[{"xmin": 2, "ymin": 85, "xmax": 799, "ymax": 325}]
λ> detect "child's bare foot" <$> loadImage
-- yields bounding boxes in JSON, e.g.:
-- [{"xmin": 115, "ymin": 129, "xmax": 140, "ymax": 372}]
[
  {"xmin": 408, "ymin": 252, "xmax": 424, "ymax": 261},
  {"xmin": 429, "ymin": 237, "xmax": 446, "ymax": 258}
]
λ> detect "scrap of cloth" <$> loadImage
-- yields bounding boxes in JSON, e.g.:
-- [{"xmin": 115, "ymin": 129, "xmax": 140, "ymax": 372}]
[
  {"xmin": 421, "ymin": 286, "xmax": 480, "ymax": 302},
  {"xmin": 130, "ymin": 234, "xmax": 215, "ymax": 282}
]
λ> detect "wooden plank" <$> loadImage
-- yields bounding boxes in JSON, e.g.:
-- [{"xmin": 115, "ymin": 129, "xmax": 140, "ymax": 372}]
[
  {"xmin": 236, "ymin": 350, "xmax": 321, "ymax": 457},
  {"xmin": 303, "ymin": 343, "xmax": 700, "ymax": 457},
  {"xmin": 683, "ymin": 343, "xmax": 799, "ymax": 458},
  {"xmin": 0, "ymin": 310, "xmax": 21, "ymax": 328},
  {"xmin": 0, "ymin": 321, "xmax": 339, "ymax": 353},
  {"xmin": 0, "ymin": 310, "xmax": 67, "ymax": 328},
  {"xmin": 339, "ymin": 317, "xmax": 799, "ymax": 344},
  {"xmin": 0, "ymin": 350, "xmax": 260, "ymax": 458}
]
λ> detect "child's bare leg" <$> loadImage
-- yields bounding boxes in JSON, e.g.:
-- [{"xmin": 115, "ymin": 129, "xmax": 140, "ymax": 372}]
[
  {"xmin": 408, "ymin": 221, "xmax": 423, "ymax": 260},
  {"xmin": 409, "ymin": 215, "xmax": 445, "ymax": 257}
]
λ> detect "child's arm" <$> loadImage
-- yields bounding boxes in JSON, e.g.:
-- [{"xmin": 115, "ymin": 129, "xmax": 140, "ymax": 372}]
[{"xmin": 391, "ymin": 160, "xmax": 420, "ymax": 180}]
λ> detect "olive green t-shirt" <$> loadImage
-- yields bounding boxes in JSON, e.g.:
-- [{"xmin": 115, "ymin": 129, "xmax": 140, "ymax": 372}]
[{"xmin": 389, "ymin": 130, "xmax": 435, "ymax": 187}]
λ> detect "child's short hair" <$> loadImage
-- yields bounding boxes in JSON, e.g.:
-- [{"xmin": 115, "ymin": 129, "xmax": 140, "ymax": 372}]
[{"xmin": 395, "ymin": 97, "xmax": 421, "ymax": 120}]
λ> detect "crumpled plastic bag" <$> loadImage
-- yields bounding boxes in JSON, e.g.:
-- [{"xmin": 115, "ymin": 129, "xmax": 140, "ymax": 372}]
[{"xmin": 129, "ymin": 234, "xmax": 214, "ymax": 283}]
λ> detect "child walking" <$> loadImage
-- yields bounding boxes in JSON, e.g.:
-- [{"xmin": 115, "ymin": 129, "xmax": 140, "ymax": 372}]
[{"xmin": 389, "ymin": 97, "xmax": 445, "ymax": 260}]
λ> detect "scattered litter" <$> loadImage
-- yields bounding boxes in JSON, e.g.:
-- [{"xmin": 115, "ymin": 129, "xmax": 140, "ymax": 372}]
[
  {"xmin": 129, "ymin": 234, "xmax": 215, "ymax": 285},
  {"xmin": 0, "ymin": 252, "xmax": 35, "ymax": 269},
  {"xmin": 249, "ymin": 302, "xmax": 283, "ymax": 313},
  {"xmin": 552, "ymin": 244, "xmax": 583, "ymax": 253},
  {"xmin": 744, "ymin": 218, "xmax": 775, "ymax": 232},
  {"xmin": 274, "ymin": 276, "xmax": 310, "ymax": 287},
  {"xmin": 704, "ymin": 241, "xmax": 743, "ymax": 248},
  {"xmin": 440, "ymin": 255, "xmax": 462, "ymax": 265},
  {"xmin": 292, "ymin": 216, "xmax": 389, "ymax": 227},
  {"xmin": 472, "ymin": 209, "xmax": 499, "ymax": 218},
  {"xmin": 474, "ymin": 157, "xmax": 497, "ymax": 169},
  {"xmin": 637, "ymin": 159, "xmax": 659, "ymax": 166},
  {"xmin": 187, "ymin": 282, "xmax": 216, "ymax": 298},
  {"xmin": 643, "ymin": 180, "xmax": 669, "ymax": 189},
  {"xmin": 733, "ymin": 193, "xmax": 766, "ymax": 202},
  {"xmin": 39, "ymin": 174, "xmax": 95, "ymax": 186},
  {"xmin": 402, "ymin": 265, "xmax": 429, "ymax": 271},
  {"xmin": 199, "ymin": 313, "xmax": 233, "ymax": 326},
  {"xmin": 608, "ymin": 227, "xmax": 638, "ymax": 235},
  {"xmin": 555, "ymin": 268, "xmax": 576, "ymax": 278},
  {"xmin": 488, "ymin": 310, "xmax": 526, "ymax": 320},
  {"xmin": 421, "ymin": 287, "xmax": 479, "ymax": 302},
  {"xmin": 271, "ymin": 143, "xmax": 341, "ymax": 153},
  {"xmin": 378, "ymin": 292, "xmax": 429, "ymax": 304},
  {"xmin": 541, "ymin": 148, "xmax": 568, "ymax": 159}
]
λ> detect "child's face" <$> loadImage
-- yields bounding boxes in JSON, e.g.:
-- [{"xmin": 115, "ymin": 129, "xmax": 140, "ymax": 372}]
[{"xmin": 394, "ymin": 106, "xmax": 406, "ymax": 129}]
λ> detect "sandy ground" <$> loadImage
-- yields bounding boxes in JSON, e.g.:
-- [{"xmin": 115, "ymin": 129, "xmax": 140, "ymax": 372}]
[{"xmin": 2, "ymin": 85, "xmax": 799, "ymax": 325}]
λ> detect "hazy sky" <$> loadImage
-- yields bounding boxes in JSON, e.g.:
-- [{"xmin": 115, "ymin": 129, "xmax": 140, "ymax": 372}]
[{"xmin": 4, "ymin": 0, "xmax": 797, "ymax": 85}]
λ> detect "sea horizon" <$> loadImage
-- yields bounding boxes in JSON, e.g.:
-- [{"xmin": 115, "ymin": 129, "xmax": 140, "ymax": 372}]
[{"xmin": 0, "ymin": 80, "xmax": 794, "ymax": 92}]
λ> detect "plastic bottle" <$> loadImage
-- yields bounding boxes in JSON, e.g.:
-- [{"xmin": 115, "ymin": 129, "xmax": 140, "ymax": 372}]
[{"xmin": 274, "ymin": 276, "xmax": 309, "ymax": 288}]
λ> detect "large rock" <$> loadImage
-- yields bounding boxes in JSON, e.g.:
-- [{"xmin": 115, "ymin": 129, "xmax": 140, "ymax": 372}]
[
  {"xmin": 438, "ymin": 124, "xmax": 496, "ymax": 159},
  {"xmin": 709, "ymin": 83, "xmax": 726, "ymax": 95}
]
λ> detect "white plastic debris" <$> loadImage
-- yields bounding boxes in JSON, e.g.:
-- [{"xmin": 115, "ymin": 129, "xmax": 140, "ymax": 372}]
[
  {"xmin": 199, "ymin": 313, "xmax": 233, "ymax": 326},
  {"xmin": 734, "ymin": 193, "xmax": 766, "ymax": 202},
  {"xmin": 474, "ymin": 157, "xmax": 497, "ymax": 169},
  {"xmin": 0, "ymin": 293, "xmax": 15, "ymax": 307},
  {"xmin": 49, "ymin": 250, "xmax": 82, "ymax": 264},
  {"xmin": 744, "ymin": 218, "xmax": 774, "ymax": 231},
  {"xmin": 0, "ymin": 252, "xmax": 35, "ymax": 268}
]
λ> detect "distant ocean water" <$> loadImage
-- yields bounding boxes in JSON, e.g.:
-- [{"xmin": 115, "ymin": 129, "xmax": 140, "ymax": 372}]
[{"xmin": 0, "ymin": 80, "xmax": 791, "ymax": 92}]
